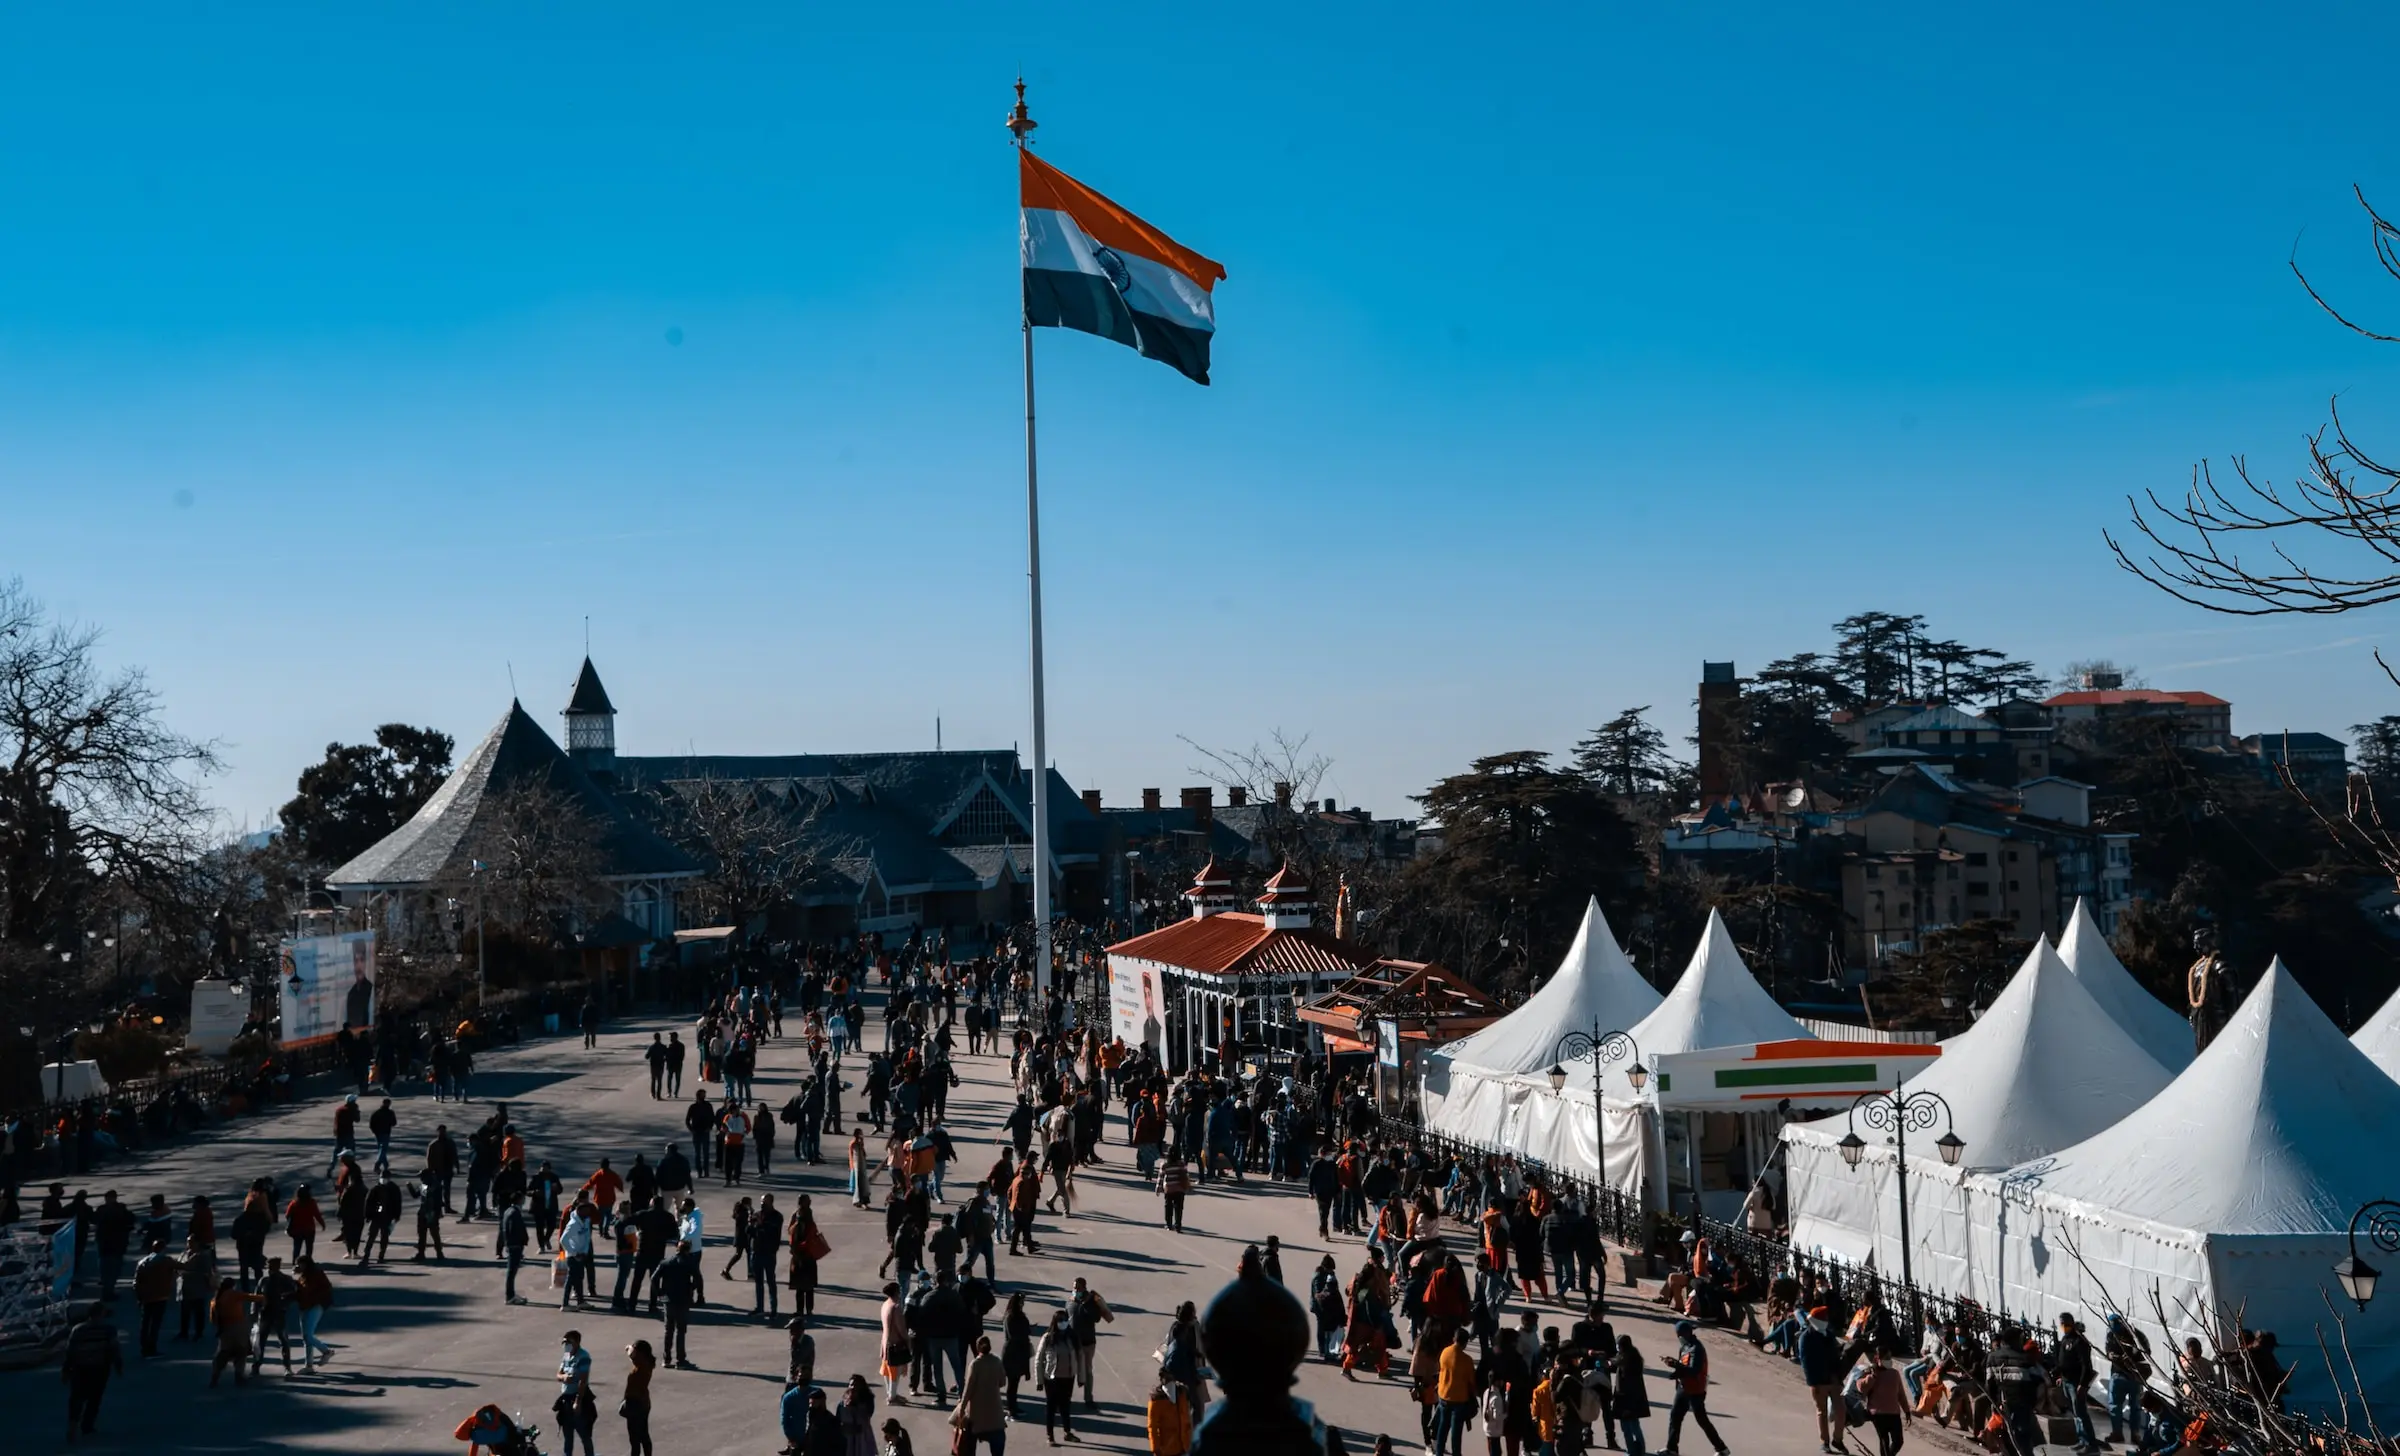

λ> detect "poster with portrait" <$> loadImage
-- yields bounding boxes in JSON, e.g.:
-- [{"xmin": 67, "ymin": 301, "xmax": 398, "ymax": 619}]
[
  {"xmin": 278, "ymin": 930, "xmax": 376, "ymax": 1049},
  {"xmin": 1107, "ymin": 955, "xmax": 1167, "ymax": 1054}
]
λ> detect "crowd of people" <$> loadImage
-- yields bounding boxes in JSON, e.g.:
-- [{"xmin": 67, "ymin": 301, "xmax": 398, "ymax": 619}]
[{"xmin": 13, "ymin": 921, "xmax": 2309, "ymax": 1456}]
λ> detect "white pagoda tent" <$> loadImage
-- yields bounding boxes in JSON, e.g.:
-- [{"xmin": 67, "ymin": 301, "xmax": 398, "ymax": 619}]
[
  {"xmin": 1473, "ymin": 911, "xmax": 1818, "ymax": 1210},
  {"xmin": 1782, "ymin": 938, "xmax": 2173, "ymax": 1295},
  {"xmin": 1992, "ymin": 961, "xmax": 2400, "ymax": 1412},
  {"xmin": 2355, "ymin": 984, "xmax": 2400, "ymax": 1083},
  {"xmin": 2057, "ymin": 897, "xmax": 2195, "ymax": 1071},
  {"xmin": 1419, "ymin": 897, "xmax": 1663, "ymax": 1191}
]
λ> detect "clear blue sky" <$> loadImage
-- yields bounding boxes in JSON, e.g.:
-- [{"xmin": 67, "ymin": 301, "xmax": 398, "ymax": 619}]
[{"xmin": 10, "ymin": 5, "xmax": 2400, "ymax": 829}]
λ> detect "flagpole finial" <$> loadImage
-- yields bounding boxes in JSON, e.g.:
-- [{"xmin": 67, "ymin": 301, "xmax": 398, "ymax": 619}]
[{"xmin": 1006, "ymin": 76, "xmax": 1037, "ymax": 147}]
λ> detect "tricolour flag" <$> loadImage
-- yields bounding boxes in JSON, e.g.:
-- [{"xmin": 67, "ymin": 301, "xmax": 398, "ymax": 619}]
[{"xmin": 1020, "ymin": 149, "xmax": 1227, "ymax": 385}]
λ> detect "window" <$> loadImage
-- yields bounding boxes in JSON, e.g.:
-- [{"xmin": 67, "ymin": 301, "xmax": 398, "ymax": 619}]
[
  {"xmin": 2005, "ymin": 849, "xmax": 2020, "ymax": 863},
  {"xmin": 2008, "ymin": 880, "xmax": 2020, "ymax": 892},
  {"xmin": 1968, "ymin": 882, "xmax": 1990, "ymax": 897},
  {"xmin": 1967, "ymin": 852, "xmax": 1989, "ymax": 867},
  {"xmin": 1896, "ymin": 870, "xmax": 1911, "ymax": 885},
  {"xmin": 947, "ymin": 785, "xmax": 1027, "ymax": 845},
  {"xmin": 1864, "ymin": 863, "xmax": 1880, "ymax": 880}
]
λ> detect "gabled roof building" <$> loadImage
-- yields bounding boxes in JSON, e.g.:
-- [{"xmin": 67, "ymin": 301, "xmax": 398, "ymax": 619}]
[{"xmin": 328, "ymin": 657, "xmax": 1106, "ymax": 950}]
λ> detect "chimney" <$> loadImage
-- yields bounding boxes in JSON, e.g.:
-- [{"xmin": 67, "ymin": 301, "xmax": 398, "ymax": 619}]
[
  {"xmin": 1273, "ymin": 781, "xmax": 1292, "ymax": 807},
  {"xmin": 1142, "ymin": 788, "xmax": 1161, "ymax": 812},
  {"xmin": 1698, "ymin": 660, "xmax": 1741, "ymax": 804},
  {"xmin": 1080, "ymin": 789, "xmax": 1101, "ymax": 815},
  {"xmin": 1323, "ymin": 797, "xmax": 1337, "ymax": 814},
  {"xmin": 1180, "ymin": 786, "xmax": 1214, "ymax": 834},
  {"xmin": 1227, "ymin": 787, "xmax": 1248, "ymax": 807}
]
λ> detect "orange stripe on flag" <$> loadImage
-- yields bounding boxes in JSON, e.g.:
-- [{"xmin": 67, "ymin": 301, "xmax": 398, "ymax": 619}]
[{"xmin": 1020, "ymin": 150, "xmax": 1225, "ymax": 293}]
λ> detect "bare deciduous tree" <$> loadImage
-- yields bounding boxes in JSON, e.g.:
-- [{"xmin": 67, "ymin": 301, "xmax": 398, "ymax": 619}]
[
  {"xmin": 648, "ymin": 776, "xmax": 826, "ymax": 931},
  {"xmin": 0, "ymin": 578, "xmax": 221, "ymax": 949},
  {"xmin": 448, "ymin": 782, "xmax": 610, "ymax": 940}
]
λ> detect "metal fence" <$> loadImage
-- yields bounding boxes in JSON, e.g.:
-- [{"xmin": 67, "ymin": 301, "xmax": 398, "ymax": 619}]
[
  {"xmin": 6, "ymin": 986, "xmax": 555, "ymax": 1171},
  {"xmin": 1380, "ymin": 1113, "xmax": 1648, "ymax": 1249}
]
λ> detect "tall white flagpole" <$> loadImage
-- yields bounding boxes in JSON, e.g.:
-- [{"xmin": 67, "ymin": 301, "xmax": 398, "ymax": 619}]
[{"xmin": 1008, "ymin": 79, "xmax": 1054, "ymax": 998}]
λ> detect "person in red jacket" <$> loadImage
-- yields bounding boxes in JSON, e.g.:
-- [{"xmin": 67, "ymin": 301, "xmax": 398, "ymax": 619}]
[
  {"xmin": 581, "ymin": 1161, "xmax": 626, "ymax": 1232},
  {"xmin": 284, "ymin": 1186, "xmax": 326, "ymax": 1264}
]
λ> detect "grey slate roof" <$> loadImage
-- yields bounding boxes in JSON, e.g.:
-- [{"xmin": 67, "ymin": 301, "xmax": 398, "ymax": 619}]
[{"xmin": 326, "ymin": 702, "xmax": 700, "ymax": 889}]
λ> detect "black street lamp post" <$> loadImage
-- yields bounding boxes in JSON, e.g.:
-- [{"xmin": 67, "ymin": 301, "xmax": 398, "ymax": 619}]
[
  {"xmin": 1836, "ymin": 1084, "xmax": 1965, "ymax": 1298},
  {"xmin": 2334, "ymin": 1199, "xmax": 2400, "ymax": 1309},
  {"xmin": 1548, "ymin": 1024, "xmax": 1646, "ymax": 1224}
]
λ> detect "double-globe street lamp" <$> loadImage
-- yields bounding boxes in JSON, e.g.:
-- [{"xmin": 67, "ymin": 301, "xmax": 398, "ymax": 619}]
[
  {"xmin": 1836, "ymin": 1085, "xmax": 1967, "ymax": 1297},
  {"xmin": 1548, "ymin": 1025, "xmax": 1646, "ymax": 1218},
  {"xmin": 2333, "ymin": 1199, "xmax": 2400, "ymax": 1309}
]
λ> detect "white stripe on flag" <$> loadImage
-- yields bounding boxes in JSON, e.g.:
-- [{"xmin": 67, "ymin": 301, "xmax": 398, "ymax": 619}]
[{"xmin": 1021, "ymin": 207, "xmax": 1216, "ymax": 335}]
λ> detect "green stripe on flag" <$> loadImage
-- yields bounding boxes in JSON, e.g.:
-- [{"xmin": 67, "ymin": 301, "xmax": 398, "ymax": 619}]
[{"xmin": 1713, "ymin": 1063, "xmax": 1880, "ymax": 1089}]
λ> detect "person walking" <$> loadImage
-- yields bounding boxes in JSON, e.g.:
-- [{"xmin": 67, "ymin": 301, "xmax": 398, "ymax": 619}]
[
  {"xmin": 60, "ymin": 1300, "xmax": 123, "ymax": 1441},
  {"xmin": 1066, "ymin": 1277, "xmax": 1114, "ymax": 1410},
  {"xmin": 721, "ymin": 1102, "xmax": 751, "ymax": 1186},
  {"xmin": 1660, "ymin": 1321, "xmax": 1729, "ymax": 1456},
  {"xmin": 92, "ymin": 1191, "xmax": 136, "ymax": 1300},
  {"xmin": 1796, "ymin": 1307, "xmax": 1846, "ymax": 1455},
  {"xmin": 132, "ymin": 1241, "xmax": 179, "ymax": 1357},
  {"xmin": 789, "ymin": 1194, "xmax": 823, "ymax": 1320},
  {"xmin": 556, "ymin": 1329, "xmax": 598, "ymax": 1456},
  {"xmin": 285, "ymin": 1185, "xmax": 325, "ymax": 1264},
  {"xmin": 560, "ymin": 1199, "xmax": 597, "ymax": 1308},
  {"xmin": 753, "ymin": 1195, "xmax": 785, "ymax": 1318},
  {"xmin": 841, "ymin": 1375, "xmax": 880, "ymax": 1456},
  {"xmin": 369, "ymin": 1096, "xmax": 397, "ymax": 1173},
  {"xmin": 289, "ymin": 1254, "xmax": 335, "ymax": 1371},
  {"xmin": 1612, "ymin": 1335, "xmax": 1652, "ymax": 1456},
  {"xmin": 686, "ymin": 1090, "xmax": 717, "ymax": 1179},
  {"xmin": 655, "ymin": 1241, "xmax": 696, "ymax": 1369},
  {"xmin": 1157, "ymin": 1150, "xmax": 1191, "ymax": 1232},
  {"xmin": 957, "ymin": 1333, "xmax": 1008, "ymax": 1456},
  {"xmin": 2056, "ymin": 1314, "xmax": 2102, "ymax": 1454},
  {"xmin": 207, "ymin": 1278, "xmax": 259, "ymax": 1387},
  {"xmin": 498, "ymin": 1193, "xmax": 531, "ymax": 1304},
  {"xmin": 251, "ymin": 1256, "xmax": 301, "ymax": 1377},
  {"xmin": 1037, "ymin": 1308, "xmax": 1079, "ymax": 1444},
  {"xmin": 413, "ymin": 1171, "xmax": 448, "ymax": 1261},
  {"xmin": 1859, "ymin": 1349, "xmax": 1908, "ymax": 1456},
  {"xmin": 879, "ymin": 1282, "xmax": 914, "ymax": 1405},
  {"xmin": 623, "ymin": 1338, "xmax": 657, "ymax": 1456},
  {"xmin": 176, "ymin": 1236, "xmax": 218, "ymax": 1344},
  {"xmin": 1008, "ymin": 1161, "xmax": 1042, "ymax": 1255},
  {"xmin": 364, "ymin": 1172, "xmax": 401, "ymax": 1262},
  {"xmin": 1002, "ymin": 1291, "xmax": 1035, "ymax": 1419},
  {"xmin": 1148, "ymin": 1364, "xmax": 1195, "ymax": 1456},
  {"xmin": 646, "ymin": 1034, "xmax": 670, "ymax": 1099}
]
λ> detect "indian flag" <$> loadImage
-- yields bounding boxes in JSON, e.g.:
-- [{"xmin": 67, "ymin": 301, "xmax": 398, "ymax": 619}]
[{"xmin": 1020, "ymin": 149, "xmax": 1226, "ymax": 385}]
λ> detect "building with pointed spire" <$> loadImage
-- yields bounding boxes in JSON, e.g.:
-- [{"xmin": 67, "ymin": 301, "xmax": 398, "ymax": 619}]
[
  {"xmin": 326, "ymin": 655, "xmax": 1106, "ymax": 951},
  {"xmin": 563, "ymin": 656, "xmax": 617, "ymax": 778}
]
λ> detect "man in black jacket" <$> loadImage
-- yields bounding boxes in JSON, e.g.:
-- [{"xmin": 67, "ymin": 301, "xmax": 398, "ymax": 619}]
[
  {"xmin": 685, "ymin": 1091, "xmax": 716, "ymax": 1178},
  {"xmin": 497, "ymin": 1194, "xmax": 531, "ymax": 1304},
  {"xmin": 61, "ymin": 1301, "xmax": 123, "ymax": 1440},
  {"xmin": 654, "ymin": 1243, "xmax": 696, "ymax": 1368},
  {"xmin": 92, "ymin": 1191, "xmax": 138, "ymax": 1300}
]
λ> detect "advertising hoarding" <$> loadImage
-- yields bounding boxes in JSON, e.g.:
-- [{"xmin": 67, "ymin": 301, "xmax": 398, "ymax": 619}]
[
  {"xmin": 188, "ymin": 980, "xmax": 252, "ymax": 1055},
  {"xmin": 278, "ymin": 931, "xmax": 377, "ymax": 1049}
]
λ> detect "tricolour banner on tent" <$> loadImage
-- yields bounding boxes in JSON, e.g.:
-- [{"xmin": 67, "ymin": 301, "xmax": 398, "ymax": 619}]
[{"xmin": 1650, "ymin": 1039, "xmax": 1940, "ymax": 1110}]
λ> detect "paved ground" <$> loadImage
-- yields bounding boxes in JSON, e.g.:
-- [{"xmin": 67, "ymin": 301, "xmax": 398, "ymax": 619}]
[{"xmin": 0, "ymin": 1010, "xmax": 1987, "ymax": 1456}]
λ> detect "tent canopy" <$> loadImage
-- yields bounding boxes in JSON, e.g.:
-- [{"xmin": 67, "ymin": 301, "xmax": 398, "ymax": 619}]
[
  {"xmin": 2057, "ymin": 897, "xmax": 2194, "ymax": 1071},
  {"xmin": 1789, "ymin": 937, "xmax": 2169, "ymax": 1171},
  {"xmin": 1593, "ymin": 910, "xmax": 1812, "ymax": 1098},
  {"xmin": 2016, "ymin": 958, "xmax": 2400, "ymax": 1236},
  {"xmin": 2355, "ymin": 984, "xmax": 2400, "ymax": 1083},
  {"xmin": 1426, "ymin": 897, "xmax": 1661, "ymax": 1077}
]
